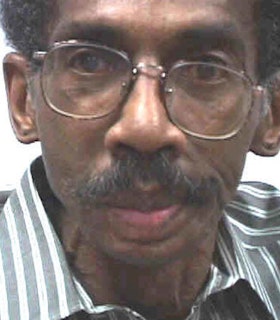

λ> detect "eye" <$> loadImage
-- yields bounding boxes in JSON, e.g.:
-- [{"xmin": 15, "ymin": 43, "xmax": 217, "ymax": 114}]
[
  {"xmin": 191, "ymin": 63, "xmax": 227, "ymax": 84},
  {"xmin": 68, "ymin": 48, "xmax": 114, "ymax": 75}
]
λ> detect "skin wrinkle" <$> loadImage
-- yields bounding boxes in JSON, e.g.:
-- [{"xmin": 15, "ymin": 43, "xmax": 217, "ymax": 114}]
[{"xmin": 52, "ymin": 9, "xmax": 243, "ymax": 60}]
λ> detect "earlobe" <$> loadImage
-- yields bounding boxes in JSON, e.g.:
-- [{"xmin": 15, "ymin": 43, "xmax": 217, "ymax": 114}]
[
  {"xmin": 3, "ymin": 53, "xmax": 39, "ymax": 144},
  {"xmin": 250, "ymin": 79, "xmax": 280, "ymax": 157}
]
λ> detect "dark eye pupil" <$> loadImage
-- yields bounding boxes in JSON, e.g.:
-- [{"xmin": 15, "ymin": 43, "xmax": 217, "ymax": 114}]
[
  {"xmin": 78, "ymin": 54, "xmax": 99, "ymax": 72},
  {"xmin": 196, "ymin": 65, "xmax": 218, "ymax": 80}
]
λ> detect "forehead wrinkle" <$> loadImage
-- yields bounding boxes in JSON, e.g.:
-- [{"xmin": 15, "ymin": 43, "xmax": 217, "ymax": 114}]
[
  {"xmin": 51, "ymin": 0, "xmax": 245, "ymax": 46},
  {"xmin": 53, "ymin": 0, "xmax": 254, "ymax": 31}
]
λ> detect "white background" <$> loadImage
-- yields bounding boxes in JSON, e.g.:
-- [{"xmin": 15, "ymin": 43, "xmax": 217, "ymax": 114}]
[{"xmin": 0, "ymin": 29, "xmax": 279, "ymax": 190}]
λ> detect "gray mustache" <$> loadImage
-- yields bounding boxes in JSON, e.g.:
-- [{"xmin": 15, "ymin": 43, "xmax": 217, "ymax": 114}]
[{"xmin": 76, "ymin": 149, "xmax": 222, "ymax": 207}]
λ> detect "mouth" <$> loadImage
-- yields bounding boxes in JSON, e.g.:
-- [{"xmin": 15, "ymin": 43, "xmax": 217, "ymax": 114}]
[
  {"xmin": 95, "ymin": 188, "xmax": 185, "ymax": 232},
  {"xmin": 96, "ymin": 189, "xmax": 206, "ymax": 245},
  {"xmin": 109, "ymin": 204, "xmax": 181, "ymax": 228},
  {"xmin": 80, "ymin": 178, "xmax": 220, "ymax": 246}
]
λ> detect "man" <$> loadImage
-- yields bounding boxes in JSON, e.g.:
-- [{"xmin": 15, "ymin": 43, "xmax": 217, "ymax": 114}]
[{"xmin": 1, "ymin": 0, "xmax": 280, "ymax": 319}]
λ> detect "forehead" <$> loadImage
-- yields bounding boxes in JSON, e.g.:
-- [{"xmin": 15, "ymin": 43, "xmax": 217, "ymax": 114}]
[{"xmin": 50, "ymin": 0, "xmax": 257, "ymax": 62}]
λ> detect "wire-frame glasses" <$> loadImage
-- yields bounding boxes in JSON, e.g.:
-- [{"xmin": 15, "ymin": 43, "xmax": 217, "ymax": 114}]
[{"xmin": 33, "ymin": 40, "xmax": 265, "ymax": 140}]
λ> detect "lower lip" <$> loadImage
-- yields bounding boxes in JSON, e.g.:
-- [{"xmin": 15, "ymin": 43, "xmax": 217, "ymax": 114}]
[{"xmin": 111, "ymin": 205, "xmax": 180, "ymax": 228}]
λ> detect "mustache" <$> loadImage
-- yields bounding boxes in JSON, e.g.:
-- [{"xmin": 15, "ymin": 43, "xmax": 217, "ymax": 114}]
[{"xmin": 75, "ymin": 149, "xmax": 222, "ymax": 207}]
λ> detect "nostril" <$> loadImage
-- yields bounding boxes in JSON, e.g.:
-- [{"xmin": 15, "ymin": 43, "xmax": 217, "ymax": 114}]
[
  {"xmin": 111, "ymin": 144, "xmax": 136, "ymax": 160},
  {"xmin": 111, "ymin": 143, "xmax": 178, "ymax": 162}
]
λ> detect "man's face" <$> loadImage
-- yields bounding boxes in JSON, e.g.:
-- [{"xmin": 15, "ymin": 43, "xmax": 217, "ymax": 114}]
[{"xmin": 30, "ymin": 0, "xmax": 261, "ymax": 265}]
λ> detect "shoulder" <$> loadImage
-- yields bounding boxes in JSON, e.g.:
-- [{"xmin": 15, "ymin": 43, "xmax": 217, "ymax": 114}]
[
  {"xmin": 234, "ymin": 181, "xmax": 280, "ymax": 215},
  {"xmin": 225, "ymin": 181, "xmax": 280, "ymax": 246},
  {"xmin": 226, "ymin": 181, "xmax": 280, "ymax": 222},
  {"xmin": 0, "ymin": 190, "xmax": 13, "ymax": 211}
]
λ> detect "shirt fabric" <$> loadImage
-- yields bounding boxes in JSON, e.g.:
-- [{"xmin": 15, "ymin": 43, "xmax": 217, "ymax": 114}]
[{"xmin": 0, "ymin": 159, "xmax": 280, "ymax": 320}]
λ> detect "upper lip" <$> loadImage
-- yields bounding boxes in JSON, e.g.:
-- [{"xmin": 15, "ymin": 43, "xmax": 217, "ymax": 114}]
[{"xmin": 96, "ymin": 189, "xmax": 181, "ymax": 212}]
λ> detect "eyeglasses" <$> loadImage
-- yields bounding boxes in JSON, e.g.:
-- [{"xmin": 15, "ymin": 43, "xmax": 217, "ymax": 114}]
[{"xmin": 33, "ymin": 40, "xmax": 265, "ymax": 140}]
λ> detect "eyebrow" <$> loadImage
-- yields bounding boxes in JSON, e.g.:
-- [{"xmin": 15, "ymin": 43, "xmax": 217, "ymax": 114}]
[
  {"xmin": 176, "ymin": 22, "xmax": 246, "ymax": 57},
  {"xmin": 51, "ymin": 22, "xmax": 123, "ymax": 46},
  {"xmin": 51, "ymin": 20, "xmax": 246, "ymax": 58}
]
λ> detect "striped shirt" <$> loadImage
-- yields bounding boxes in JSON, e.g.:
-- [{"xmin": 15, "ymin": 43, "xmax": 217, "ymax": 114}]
[{"xmin": 0, "ymin": 161, "xmax": 280, "ymax": 320}]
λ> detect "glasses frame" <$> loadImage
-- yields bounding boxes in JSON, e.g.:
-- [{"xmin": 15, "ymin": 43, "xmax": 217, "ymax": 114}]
[{"xmin": 33, "ymin": 39, "xmax": 266, "ymax": 140}]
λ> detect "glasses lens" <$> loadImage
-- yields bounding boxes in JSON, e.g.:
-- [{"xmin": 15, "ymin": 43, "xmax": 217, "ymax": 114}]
[
  {"xmin": 165, "ymin": 62, "xmax": 252, "ymax": 139},
  {"xmin": 41, "ymin": 43, "xmax": 131, "ymax": 118}
]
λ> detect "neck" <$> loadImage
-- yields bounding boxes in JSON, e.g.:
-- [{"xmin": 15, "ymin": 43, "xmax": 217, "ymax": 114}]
[{"xmin": 79, "ymin": 255, "xmax": 212, "ymax": 320}]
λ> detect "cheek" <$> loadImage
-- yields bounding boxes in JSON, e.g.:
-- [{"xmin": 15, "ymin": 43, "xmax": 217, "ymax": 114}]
[
  {"xmin": 34, "ymin": 104, "xmax": 114, "ymax": 202},
  {"xmin": 210, "ymin": 139, "xmax": 248, "ymax": 186},
  {"xmin": 196, "ymin": 107, "xmax": 261, "ymax": 203}
]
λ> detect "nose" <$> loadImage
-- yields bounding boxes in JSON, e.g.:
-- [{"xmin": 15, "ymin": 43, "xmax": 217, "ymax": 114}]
[{"xmin": 105, "ymin": 70, "xmax": 187, "ymax": 157}]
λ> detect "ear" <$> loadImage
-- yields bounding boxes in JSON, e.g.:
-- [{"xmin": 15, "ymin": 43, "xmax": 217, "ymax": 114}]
[
  {"xmin": 3, "ymin": 53, "xmax": 39, "ymax": 144},
  {"xmin": 250, "ymin": 82, "xmax": 280, "ymax": 156}
]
